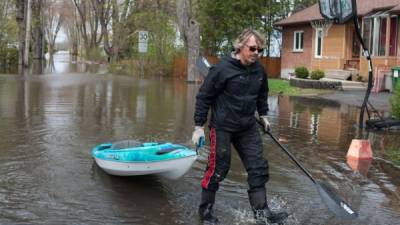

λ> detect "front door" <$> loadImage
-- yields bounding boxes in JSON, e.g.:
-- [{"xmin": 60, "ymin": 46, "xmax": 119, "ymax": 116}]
[
  {"xmin": 345, "ymin": 26, "xmax": 360, "ymax": 70},
  {"xmin": 352, "ymin": 30, "xmax": 361, "ymax": 58}
]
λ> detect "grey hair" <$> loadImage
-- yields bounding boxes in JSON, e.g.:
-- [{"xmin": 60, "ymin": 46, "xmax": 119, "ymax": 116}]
[{"xmin": 233, "ymin": 28, "xmax": 266, "ymax": 53}]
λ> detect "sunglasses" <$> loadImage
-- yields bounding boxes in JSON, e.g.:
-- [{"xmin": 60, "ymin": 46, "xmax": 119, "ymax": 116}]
[{"xmin": 245, "ymin": 44, "xmax": 264, "ymax": 53}]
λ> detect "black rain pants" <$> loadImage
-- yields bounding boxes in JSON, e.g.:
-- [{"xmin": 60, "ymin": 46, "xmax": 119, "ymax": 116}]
[{"xmin": 201, "ymin": 124, "xmax": 269, "ymax": 194}]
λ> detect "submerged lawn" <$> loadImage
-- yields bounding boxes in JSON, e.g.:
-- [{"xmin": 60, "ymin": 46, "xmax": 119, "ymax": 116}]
[{"xmin": 268, "ymin": 79, "xmax": 333, "ymax": 96}]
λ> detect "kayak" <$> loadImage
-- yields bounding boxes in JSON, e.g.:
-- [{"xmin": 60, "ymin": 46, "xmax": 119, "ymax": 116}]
[{"xmin": 92, "ymin": 140, "xmax": 197, "ymax": 179}]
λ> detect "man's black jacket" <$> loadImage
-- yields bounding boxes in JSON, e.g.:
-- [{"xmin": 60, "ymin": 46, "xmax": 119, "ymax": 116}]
[{"xmin": 194, "ymin": 55, "xmax": 269, "ymax": 132}]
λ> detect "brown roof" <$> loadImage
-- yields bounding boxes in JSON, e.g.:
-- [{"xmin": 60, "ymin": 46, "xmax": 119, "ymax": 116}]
[
  {"xmin": 390, "ymin": 4, "xmax": 400, "ymax": 13},
  {"xmin": 275, "ymin": 0, "xmax": 400, "ymax": 26}
]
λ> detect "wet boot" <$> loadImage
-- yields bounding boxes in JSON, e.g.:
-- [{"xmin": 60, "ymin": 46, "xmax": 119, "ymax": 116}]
[
  {"xmin": 198, "ymin": 190, "xmax": 219, "ymax": 224},
  {"xmin": 248, "ymin": 190, "xmax": 288, "ymax": 224}
]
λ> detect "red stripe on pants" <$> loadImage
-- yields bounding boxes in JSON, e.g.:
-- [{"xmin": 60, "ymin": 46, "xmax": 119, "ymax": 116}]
[{"xmin": 201, "ymin": 128, "xmax": 216, "ymax": 189}]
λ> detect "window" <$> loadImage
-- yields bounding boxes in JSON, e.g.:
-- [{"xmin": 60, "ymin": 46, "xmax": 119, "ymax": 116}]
[
  {"xmin": 389, "ymin": 16, "xmax": 398, "ymax": 56},
  {"xmin": 352, "ymin": 30, "xmax": 361, "ymax": 58},
  {"xmin": 363, "ymin": 11, "xmax": 398, "ymax": 57},
  {"xmin": 362, "ymin": 18, "xmax": 374, "ymax": 53},
  {"xmin": 310, "ymin": 114, "xmax": 320, "ymax": 144},
  {"xmin": 293, "ymin": 31, "xmax": 304, "ymax": 52},
  {"xmin": 289, "ymin": 112, "xmax": 299, "ymax": 128},
  {"xmin": 315, "ymin": 28, "xmax": 323, "ymax": 58},
  {"xmin": 378, "ymin": 17, "xmax": 387, "ymax": 56}
]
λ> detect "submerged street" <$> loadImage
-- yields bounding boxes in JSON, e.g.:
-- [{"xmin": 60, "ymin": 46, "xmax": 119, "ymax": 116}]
[{"xmin": 0, "ymin": 55, "xmax": 399, "ymax": 225}]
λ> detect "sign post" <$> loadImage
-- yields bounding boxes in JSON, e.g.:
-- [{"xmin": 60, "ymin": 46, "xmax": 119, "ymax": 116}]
[{"xmin": 138, "ymin": 31, "xmax": 148, "ymax": 77}]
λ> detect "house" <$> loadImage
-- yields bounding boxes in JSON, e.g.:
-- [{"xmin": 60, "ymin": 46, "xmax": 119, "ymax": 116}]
[{"xmin": 275, "ymin": 0, "xmax": 400, "ymax": 82}]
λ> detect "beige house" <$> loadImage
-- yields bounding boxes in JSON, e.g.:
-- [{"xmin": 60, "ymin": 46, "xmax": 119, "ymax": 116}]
[{"xmin": 275, "ymin": 0, "xmax": 400, "ymax": 82}]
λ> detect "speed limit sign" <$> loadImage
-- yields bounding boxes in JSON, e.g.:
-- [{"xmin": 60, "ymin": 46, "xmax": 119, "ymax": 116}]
[{"xmin": 138, "ymin": 31, "xmax": 148, "ymax": 53}]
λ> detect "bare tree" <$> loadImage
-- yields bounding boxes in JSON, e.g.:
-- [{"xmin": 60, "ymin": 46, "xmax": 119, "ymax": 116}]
[
  {"xmin": 72, "ymin": 0, "xmax": 103, "ymax": 60},
  {"xmin": 43, "ymin": 0, "xmax": 63, "ymax": 58},
  {"xmin": 0, "ymin": 0, "xmax": 13, "ymax": 33},
  {"xmin": 63, "ymin": 1, "xmax": 79, "ymax": 61},
  {"xmin": 176, "ymin": 0, "xmax": 200, "ymax": 82},
  {"xmin": 96, "ymin": 0, "xmax": 142, "ymax": 63},
  {"xmin": 95, "ymin": 0, "xmax": 114, "ymax": 62}
]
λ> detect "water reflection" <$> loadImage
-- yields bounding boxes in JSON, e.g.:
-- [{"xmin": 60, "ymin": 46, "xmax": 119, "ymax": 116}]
[
  {"xmin": 347, "ymin": 157, "xmax": 372, "ymax": 175},
  {"xmin": 42, "ymin": 52, "xmax": 109, "ymax": 75},
  {"xmin": 274, "ymin": 96, "xmax": 355, "ymax": 147},
  {"xmin": 0, "ymin": 64, "xmax": 399, "ymax": 224},
  {"xmin": 0, "ymin": 52, "xmax": 109, "ymax": 76},
  {"xmin": 32, "ymin": 60, "xmax": 45, "ymax": 75}
]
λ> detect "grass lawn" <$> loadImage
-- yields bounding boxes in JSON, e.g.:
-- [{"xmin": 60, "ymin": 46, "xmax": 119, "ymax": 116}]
[{"xmin": 268, "ymin": 78, "xmax": 333, "ymax": 96}]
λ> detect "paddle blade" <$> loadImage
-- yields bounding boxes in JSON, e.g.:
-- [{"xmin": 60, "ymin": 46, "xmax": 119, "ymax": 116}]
[
  {"xmin": 316, "ymin": 182, "xmax": 358, "ymax": 219},
  {"xmin": 196, "ymin": 57, "xmax": 211, "ymax": 77}
]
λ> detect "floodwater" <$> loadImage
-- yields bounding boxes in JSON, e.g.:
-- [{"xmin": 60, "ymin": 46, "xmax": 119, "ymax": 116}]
[{"xmin": 0, "ymin": 53, "xmax": 399, "ymax": 225}]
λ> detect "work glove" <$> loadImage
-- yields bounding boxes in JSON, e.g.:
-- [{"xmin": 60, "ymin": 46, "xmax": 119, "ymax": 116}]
[
  {"xmin": 192, "ymin": 126, "xmax": 205, "ymax": 147},
  {"xmin": 260, "ymin": 116, "xmax": 271, "ymax": 132}
]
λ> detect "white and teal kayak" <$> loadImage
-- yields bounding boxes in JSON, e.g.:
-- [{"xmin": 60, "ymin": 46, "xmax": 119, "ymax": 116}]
[{"xmin": 92, "ymin": 140, "xmax": 197, "ymax": 179}]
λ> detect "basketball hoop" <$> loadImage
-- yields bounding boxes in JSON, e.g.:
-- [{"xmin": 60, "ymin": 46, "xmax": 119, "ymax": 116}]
[{"xmin": 310, "ymin": 20, "xmax": 333, "ymax": 37}]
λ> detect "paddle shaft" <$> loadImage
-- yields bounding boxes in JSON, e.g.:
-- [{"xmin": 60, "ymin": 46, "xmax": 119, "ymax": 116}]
[
  {"xmin": 195, "ymin": 136, "xmax": 205, "ymax": 155},
  {"xmin": 256, "ymin": 119, "xmax": 317, "ymax": 183},
  {"xmin": 266, "ymin": 131, "xmax": 317, "ymax": 184},
  {"xmin": 258, "ymin": 120, "xmax": 358, "ymax": 219}
]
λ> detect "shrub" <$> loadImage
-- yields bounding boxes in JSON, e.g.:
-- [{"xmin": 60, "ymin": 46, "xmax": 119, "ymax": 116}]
[
  {"xmin": 391, "ymin": 82, "xmax": 400, "ymax": 119},
  {"xmin": 295, "ymin": 66, "xmax": 309, "ymax": 79},
  {"xmin": 355, "ymin": 74, "xmax": 363, "ymax": 82},
  {"xmin": 0, "ymin": 47, "xmax": 18, "ymax": 70},
  {"xmin": 310, "ymin": 69, "xmax": 325, "ymax": 80},
  {"xmin": 6, "ymin": 47, "xmax": 18, "ymax": 65}
]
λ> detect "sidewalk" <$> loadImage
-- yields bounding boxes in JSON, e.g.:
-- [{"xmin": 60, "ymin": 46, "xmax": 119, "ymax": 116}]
[{"xmin": 318, "ymin": 90, "xmax": 393, "ymax": 112}]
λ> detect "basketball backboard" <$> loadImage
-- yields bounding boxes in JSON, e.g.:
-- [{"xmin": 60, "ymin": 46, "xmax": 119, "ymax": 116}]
[{"xmin": 319, "ymin": 0, "xmax": 356, "ymax": 24}]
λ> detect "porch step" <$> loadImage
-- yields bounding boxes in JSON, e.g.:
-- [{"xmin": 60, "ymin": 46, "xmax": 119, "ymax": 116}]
[
  {"xmin": 321, "ymin": 78, "xmax": 367, "ymax": 91},
  {"xmin": 344, "ymin": 59, "xmax": 360, "ymax": 70},
  {"xmin": 341, "ymin": 86, "xmax": 367, "ymax": 91},
  {"xmin": 325, "ymin": 69, "xmax": 353, "ymax": 80}
]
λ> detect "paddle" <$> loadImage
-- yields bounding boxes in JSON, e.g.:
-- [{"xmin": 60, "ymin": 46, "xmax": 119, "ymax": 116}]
[
  {"xmin": 156, "ymin": 146, "xmax": 182, "ymax": 155},
  {"xmin": 156, "ymin": 137, "xmax": 204, "ymax": 155},
  {"xmin": 256, "ymin": 119, "xmax": 358, "ymax": 219},
  {"xmin": 195, "ymin": 137, "xmax": 205, "ymax": 155}
]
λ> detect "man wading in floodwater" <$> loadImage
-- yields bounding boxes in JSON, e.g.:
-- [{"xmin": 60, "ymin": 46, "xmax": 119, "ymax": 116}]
[{"xmin": 192, "ymin": 28, "xmax": 289, "ymax": 224}]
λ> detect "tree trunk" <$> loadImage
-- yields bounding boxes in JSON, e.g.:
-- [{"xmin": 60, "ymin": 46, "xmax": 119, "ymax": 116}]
[
  {"xmin": 176, "ymin": 0, "xmax": 201, "ymax": 82},
  {"xmin": 16, "ymin": 0, "xmax": 25, "ymax": 72},
  {"xmin": 31, "ymin": 0, "xmax": 44, "ymax": 74},
  {"xmin": 24, "ymin": 0, "xmax": 32, "ymax": 68},
  {"xmin": 187, "ymin": 19, "xmax": 200, "ymax": 82},
  {"xmin": 32, "ymin": 58, "xmax": 44, "ymax": 74},
  {"xmin": 71, "ymin": 41, "xmax": 78, "ymax": 61},
  {"xmin": 70, "ymin": 22, "xmax": 79, "ymax": 61},
  {"xmin": 48, "ymin": 43, "xmax": 55, "ymax": 56},
  {"xmin": 31, "ymin": 0, "xmax": 44, "ymax": 60}
]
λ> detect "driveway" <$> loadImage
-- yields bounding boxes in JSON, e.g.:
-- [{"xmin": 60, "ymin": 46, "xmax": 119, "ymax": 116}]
[{"xmin": 318, "ymin": 90, "xmax": 393, "ymax": 112}]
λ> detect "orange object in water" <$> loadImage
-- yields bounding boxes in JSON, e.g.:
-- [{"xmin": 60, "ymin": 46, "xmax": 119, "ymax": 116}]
[
  {"xmin": 346, "ymin": 139, "xmax": 373, "ymax": 159},
  {"xmin": 278, "ymin": 137, "xmax": 288, "ymax": 143},
  {"xmin": 346, "ymin": 156, "xmax": 372, "ymax": 176}
]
